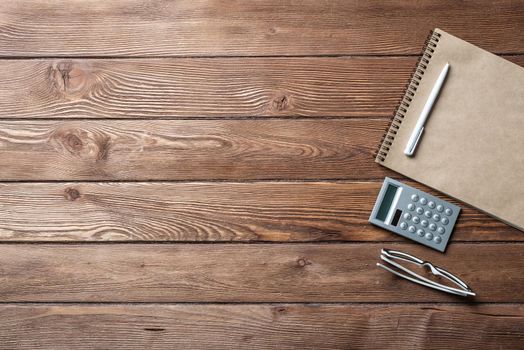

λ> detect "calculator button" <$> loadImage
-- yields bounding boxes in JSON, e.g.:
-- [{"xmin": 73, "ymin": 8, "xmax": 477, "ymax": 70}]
[
  {"xmin": 432, "ymin": 213, "xmax": 441, "ymax": 221},
  {"xmin": 408, "ymin": 226, "xmax": 416, "ymax": 233},
  {"xmin": 416, "ymin": 229, "xmax": 425, "ymax": 237},
  {"xmin": 441, "ymin": 217, "xmax": 449, "ymax": 225},
  {"xmin": 411, "ymin": 194, "xmax": 419, "ymax": 202},
  {"xmin": 424, "ymin": 210, "xmax": 432, "ymax": 218},
  {"xmin": 445, "ymin": 208, "xmax": 453, "ymax": 216},
  {"xmin": 429, "ymin": 223, "xmax": 437, "ymax": 231},
  {"xmin": 437, "ymin": 226, "xmax": 445, "ymax": 235},
  {"xmin": 428, "ymin": 201, "xmax": 436, "ymax": 209},
  {"xmin": 416, "ymin": 207, "xmax": 424, "ymax": 215},
  {"xmin": 434, "ymin": 236, "xmax": 442, "ymax": 244},
  {"xmin": 436, "ymin": 204, "xmax": 444, "ymax": 212},
  {"xmin": 420, "ymin": 198, "xmax": 428, "ymax": 205},
  {"xmin": 425, "ymin": 232, "xmax": 433, "ymax": 240},
  {"xmin": 400, "ymin": 222, "xmax": 408, "ymax": 230},
  {"xmin": 407, "ymin": 203, "xmax": 415, "ymax": 211},
  {"xmin": 412, "ymin": 216, "xmax": 420, "ymax": 224},
  {"xmin": 403, "ymin": 213, "xmax": 412, "ymax": 220},
  {"xmin": 421, "ymin": 220, "xmax": 429, "ymax": 227}
]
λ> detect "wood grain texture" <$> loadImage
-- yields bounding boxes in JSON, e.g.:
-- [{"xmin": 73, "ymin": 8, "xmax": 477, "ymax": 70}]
[
  {"xmin": 0, "ymin": 119, "xmax": 390, "ymax": 180},
  {"xmin": 1, "ymin": 304, "xmax": 523, "ymax": 350},
  {"xmin": 1, "ymin": 56, "xmax": 522, "ymax": 119},
  {"xmin": 1, "ymin": 0, "xmax": 523, "ymax": 57},
  {"xmin": 0, "ymin": 243, "xmax": 522, "ymax": 302},
  {"xmin": 0, "ymin": 182, "xmax": 520, "ymax": 242}
]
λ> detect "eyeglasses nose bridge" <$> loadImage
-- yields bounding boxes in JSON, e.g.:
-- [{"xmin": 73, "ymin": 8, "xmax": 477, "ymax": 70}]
[{"xmin": 424, "ymin": 262, "xmax": 440, "ymax": 275}]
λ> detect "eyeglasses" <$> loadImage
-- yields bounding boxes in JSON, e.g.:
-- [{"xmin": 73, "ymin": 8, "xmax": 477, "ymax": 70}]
[{"xmin": 377, "ymin": 248, "xmax": 476, "ymax": 297}]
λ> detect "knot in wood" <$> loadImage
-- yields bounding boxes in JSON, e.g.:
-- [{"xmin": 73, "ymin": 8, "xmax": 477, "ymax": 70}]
[
  {"xmin": 64, "ymin": 133, "xmax": 84, "ymax": 151},
  {"xmin": 64, "ymin": 187, "xmax": 81, "ymax": 201},
  {"xmin": 48, "ymin": 61, "xmax": 90, "ymax": 95},
  {"xmin": 275, "ymin": 306, "xmax": 286, "ymax": 313},
  {"xmin": 297, "ymin": 258, "xmax": 311, "ymax": 267},
  {"xmin": 271, "ymin": 306, "xmax": 287, "ymax": 319},
  {"xmin": 51, "ymin": 127, "xmax": 111, "ymax": 162},
  {"xmin": 272, "ymin": 94, "xmax": 289, "ymax": 111}
]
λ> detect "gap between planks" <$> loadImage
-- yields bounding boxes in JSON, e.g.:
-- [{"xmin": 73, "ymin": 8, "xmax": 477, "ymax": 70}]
[
  {"xmin": 0, "ymin": 241, "xmax": 521, "ymax": 245},
  {"xmin": 0, "ymin": 53, "xmax": 522, "ymax": 60},
  {"xmin": 0, "ymin": 302, "xmax": 522, "ymax": 306}
]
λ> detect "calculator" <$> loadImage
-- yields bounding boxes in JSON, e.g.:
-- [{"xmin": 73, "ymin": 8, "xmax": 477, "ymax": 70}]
[{"xmin": 369, "ymin": 177, "xmax": 460, "ymax": 252}]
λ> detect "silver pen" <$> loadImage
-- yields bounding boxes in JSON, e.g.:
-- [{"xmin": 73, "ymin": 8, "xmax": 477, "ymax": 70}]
[{"xmin": 404, "ymin": 62, "xmax": 450, "ymax": 156}]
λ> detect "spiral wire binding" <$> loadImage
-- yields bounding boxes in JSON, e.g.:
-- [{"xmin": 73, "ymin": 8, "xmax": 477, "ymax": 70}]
[{"xmin": 374, "ymin": 30, "xmax": 442, "ymax": 162}]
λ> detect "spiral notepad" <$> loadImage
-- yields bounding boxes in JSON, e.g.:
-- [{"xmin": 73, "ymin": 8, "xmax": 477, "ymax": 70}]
[{"xmin": 375, "ymin": 28, "xmax": 524, "ymax": 231}]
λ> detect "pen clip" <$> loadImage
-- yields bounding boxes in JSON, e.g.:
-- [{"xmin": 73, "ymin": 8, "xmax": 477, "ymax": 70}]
[{"xmin": 405, "ymin": 127, "xmax": 424, "ymax": 156}]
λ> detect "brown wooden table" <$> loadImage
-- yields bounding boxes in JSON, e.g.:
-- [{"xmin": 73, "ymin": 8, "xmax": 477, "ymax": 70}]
[{"xmin": 0, "ymin": 1, "xmax": 523, "ymax": 348}]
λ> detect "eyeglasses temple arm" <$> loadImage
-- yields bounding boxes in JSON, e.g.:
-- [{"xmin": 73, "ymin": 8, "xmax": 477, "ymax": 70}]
[
  {"xmin": 381, "ymin": 249, "xmax": 424, "ymax": 265},
  {"xmin": 432, "ymin": 265, "xmax": 474, "ymax": 292}
]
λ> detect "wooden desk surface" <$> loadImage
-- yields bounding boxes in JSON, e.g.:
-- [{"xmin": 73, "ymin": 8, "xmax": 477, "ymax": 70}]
[{"xmin": 0, "ymin": 1, "xmax": 523, "ymax": 348}]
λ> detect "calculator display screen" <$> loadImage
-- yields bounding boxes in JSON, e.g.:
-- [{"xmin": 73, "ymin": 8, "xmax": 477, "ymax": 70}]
[{"xmin": 376, "ymin": 184, "xmax": 399, "ymax": 222}]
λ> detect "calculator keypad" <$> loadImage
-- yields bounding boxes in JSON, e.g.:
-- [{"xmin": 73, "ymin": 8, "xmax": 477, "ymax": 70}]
[
  {"xmin": 407, "ymin": 194, "xmax": 452, "ymax": 238},
  {"xmin": 396, "ymin": 189, "xmax": 458, "ymax": 250}
]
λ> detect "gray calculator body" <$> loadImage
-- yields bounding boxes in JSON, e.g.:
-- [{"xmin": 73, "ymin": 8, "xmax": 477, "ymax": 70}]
[{"xmin": 369, "ymin": 177, "xmax": 460, "ymax": 252}]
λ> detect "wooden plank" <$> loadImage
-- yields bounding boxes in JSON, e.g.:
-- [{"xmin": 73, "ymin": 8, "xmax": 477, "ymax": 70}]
[
  {"xmin": 1, "ymin": 56, "xmax": 522, "ymax": 119},
  {"xmin": 0, "ymin": 304, "xmax": 522, "ymax": 349},
  {"xmin": 0, "ymin": 119, "xmax": 391, "ymax": 180},
  {"xmin": 0, "ymin": 243, "xmax": 522, "ymax": 302},
  {"xmin": 0, "ymin": 57, "xmax": 412, "ymax": 119},
  {"xmin": 0, "ymin": 182, "xmax": 520, "ymax": 242},
  {"xmin": 0, "ymin": 0, "xmax": 523, "ymax": 57}
]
